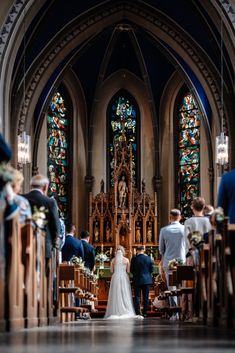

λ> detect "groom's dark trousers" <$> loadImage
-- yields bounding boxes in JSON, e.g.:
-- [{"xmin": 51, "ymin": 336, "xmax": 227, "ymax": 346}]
[{"xmin": 130, "ymin": 253, "xmax": 153, "ymax": 316}]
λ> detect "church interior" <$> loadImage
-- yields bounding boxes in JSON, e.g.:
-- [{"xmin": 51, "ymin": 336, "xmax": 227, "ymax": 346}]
[{"xmin": 0, "ymin": 0, "xmax": 235, "ymax": 352}]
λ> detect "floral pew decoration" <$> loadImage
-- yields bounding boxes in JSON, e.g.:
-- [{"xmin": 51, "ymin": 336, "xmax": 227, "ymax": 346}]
[{"xmin": 168, "ymin": 258, "xmax": 184, "ymax": 270}]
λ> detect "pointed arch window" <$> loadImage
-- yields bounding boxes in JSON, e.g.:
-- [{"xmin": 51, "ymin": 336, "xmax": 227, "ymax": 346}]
[
  {"xmin": 47, "ymin": 90, "xmax": 71, "ymax": 221},
  {"xmin": 177, "ymin": 92, "xmax": 201, "ymax": 220},
  {"xmin": 107, "ymin": 90, "xmax": 140, "ymax": 188}
]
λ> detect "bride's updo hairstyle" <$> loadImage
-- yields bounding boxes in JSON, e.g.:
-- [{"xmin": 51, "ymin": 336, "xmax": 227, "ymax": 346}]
[{"xmin": 116, "ymin": 245, "xmax": 125, "ymax": 256}]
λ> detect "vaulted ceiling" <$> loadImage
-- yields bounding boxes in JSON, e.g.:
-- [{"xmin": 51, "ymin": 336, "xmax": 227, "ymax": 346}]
[{"xmin": 9, "ymin": 0, "xmax": 235, "ymax": 146}]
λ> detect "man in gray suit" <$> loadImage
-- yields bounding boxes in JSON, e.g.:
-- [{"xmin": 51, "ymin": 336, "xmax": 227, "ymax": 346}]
[{"xmin": 159, "ymin": 209, "xmax": 186, "ymax": 308}]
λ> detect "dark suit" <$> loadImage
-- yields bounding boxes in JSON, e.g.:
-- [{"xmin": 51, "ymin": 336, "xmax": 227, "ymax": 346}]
[
  {"xmin": 23, "ymin": 189, "xmax": 60, "ymax": 258},
  {"xmin": 62, "ymin": 235, "xmax": 84, "ymax": 262},
  {"xmin": 217, "ymin": 169, "xmax": 235, "ymax": 223},
  {"xmin": 81, "ymin": 240, "xmax": 96, "ymax": 271},
  {"xmin": 130, "ymin": 253, "xmax": 153, "ymax": 316},
  {"xmin": 0, "ymin": 133, "xmax": 12, "ymax": 163}
]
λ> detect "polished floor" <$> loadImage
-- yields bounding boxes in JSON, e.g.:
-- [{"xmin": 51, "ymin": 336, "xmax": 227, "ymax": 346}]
[{"xmin": 0, "ymin": 318, "xmax": 234, "ymax": 353}]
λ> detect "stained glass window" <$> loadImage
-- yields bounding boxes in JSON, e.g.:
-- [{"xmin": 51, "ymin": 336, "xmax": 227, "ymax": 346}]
[
  {"xmin": 47, "ymin": 91, "xmax": 70, "ymax": 221},
  {"xmin": 108, "ymin": 92, "xmax": 138, "ymax": 187},
  {"xmin": 177, "ymin": 92, "xmax": 201, "ymax": 220}
]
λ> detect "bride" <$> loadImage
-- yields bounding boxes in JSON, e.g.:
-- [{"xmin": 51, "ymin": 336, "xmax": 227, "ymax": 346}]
[{"xmin": 104, "ymin": 245, "xmax": 142, "ymax": 319}]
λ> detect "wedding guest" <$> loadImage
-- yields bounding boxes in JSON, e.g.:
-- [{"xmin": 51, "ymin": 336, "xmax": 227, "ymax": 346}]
[
  {"xmin": 62, "ymin": 223, "xmax": 84, "ymax": 262},
  {"xmin": 217, "ymin": 169, "xmax": 235, "ymax": 223},
  {"xmin": 23, "ymin": 174, "xmax": 60, "ymax": 260},
  {"xmin": 159, "ymin": 209, "xmax": 186, "ymax": 319},
  {"xmin": 183, "ymin": 197, "xmax": 211, "ymax": 320},
  {"xmin": 10, "ymin": 167, "xmax": 32, "ymax": 224},
  {"xmin": 184, "ymin": 197, "xmax": 211, "ymax": 251},
  {"xmin": 0, "ymin": 133, "xmax": 12, "ymax": 163},
  {"xmin": 80, "ymin": 230, "xmax": 96, "ymax": 271}
]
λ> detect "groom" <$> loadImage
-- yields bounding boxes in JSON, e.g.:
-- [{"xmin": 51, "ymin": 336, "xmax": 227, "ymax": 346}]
[{"xmin": 130, "ymin": 246, "xmax": 153, "ymax": 318}]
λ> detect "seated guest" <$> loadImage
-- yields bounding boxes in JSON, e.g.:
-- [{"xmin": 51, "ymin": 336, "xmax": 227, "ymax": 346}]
[
  {"xmin": 80, "ymin": 230, "xmax": 96, "ymax": 271},
  {"xmin": 10, "ymin": 167, "xmax": 32, "ymax": 224},
  {"xmin": 62, "ymin": 223, "xmax": 84, "ymax": 262}
]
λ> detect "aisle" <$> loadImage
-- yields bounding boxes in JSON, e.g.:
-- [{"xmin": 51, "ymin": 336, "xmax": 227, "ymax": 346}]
[{"xmin": 0, "ymin": 318, "xmax": 234, "ymax": 353}]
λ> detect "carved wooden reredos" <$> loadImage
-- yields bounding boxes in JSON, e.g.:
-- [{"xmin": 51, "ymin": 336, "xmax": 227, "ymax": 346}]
[{"xmin": 89, "ymin": 134, "xmax": 157, "ymax": 259}]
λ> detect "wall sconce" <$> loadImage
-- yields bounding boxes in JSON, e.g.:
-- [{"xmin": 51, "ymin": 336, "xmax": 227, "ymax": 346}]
[
  {"xmin": 216, "ymin": 131, "xmax": 228, "ymax": 165},
  {"xmin": 216, "ymin": 3, "xmax": 229, "ymax": 167},
  {"xmin": 18, "ymin": 131, "xmax": 31, "ymax": 164}
]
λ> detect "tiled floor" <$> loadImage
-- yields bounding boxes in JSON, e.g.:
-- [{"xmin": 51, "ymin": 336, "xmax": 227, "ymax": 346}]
[{"xmin": 0, "ymin": 318, "xmax": 234, "ymax": 353}]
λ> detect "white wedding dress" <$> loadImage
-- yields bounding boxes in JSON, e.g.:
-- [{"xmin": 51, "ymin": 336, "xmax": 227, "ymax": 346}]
[{"xmin": 104, "ymin": 250, "xmax": 142, "ymax": 319}]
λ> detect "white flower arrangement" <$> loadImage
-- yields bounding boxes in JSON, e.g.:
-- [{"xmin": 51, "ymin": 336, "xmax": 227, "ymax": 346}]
[
  {"xmin": 190, "ymin": 231, "xmax": 204, "ymax": 248},
  {"xmin": 95, "ymin": 252, "xmax": 109, "ymax": 262},
  {"xmin": 32, "ymin": 206, "xmax": 48, "ymax": 229},
  {"xmin": 70, "ymin": 255, "xmax": 84, "ymax": 266},
  {"xmin": 168, "ymin": 257, "xmax": 184, "ymax": 270},
  {"xmin": 212, "ymin": 207, "xmax": 225, "ymax": 223}
]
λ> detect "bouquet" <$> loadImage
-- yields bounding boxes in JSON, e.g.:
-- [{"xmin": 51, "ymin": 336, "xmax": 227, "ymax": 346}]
[
  {"xmin": 95, "ymin": 252, "xmax": 109, "ymax": 262},
  {"xmin": 70, "ymin": 255, "xmax": 84, "ymax": 266},
  {"xmin": 190, "ymin": 231, "xmax": 204, "ymax": 248},
  {"xmin": 32, "ymin": 206, "xmax": 48, "ymax": 229},
  {"xmin": 210, "ymin": 207, "xmax": 225, "ymax": 224},
  {"xmin": 168, "ymin": 257, "xmax": 183, "ymax": 270}
]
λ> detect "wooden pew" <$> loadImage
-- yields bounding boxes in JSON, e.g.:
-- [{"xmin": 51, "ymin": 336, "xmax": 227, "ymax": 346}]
[
  {"xmin": 228, "ymin": 224, "xmax": 235, "ymax": 328},
  {"xmin": 47, "ymin": 249, "xmax": 59, "ymax": 325},
  {"xmin": 21, "ymin": 222, "xmax": 38, "ymax": 328},
  {"xmin": 198, "ymin": 243, "xmax": 210, "ymax": 324},
  {"xmin": 59, "ymin": 264, "xmax": 85, "ymax": 322},
  {"xmin": 37, "ymin": 229, "xmax": 48, "ymax": 326},
  {"xmin": 4, "ymin": 215, "xmax": 24, "ymax": 330},
  {"xmin": 0, "ymin": 208, "xmax": 6, "ymax": 331},
  {"xmin": 206, "ymin": 220, "xmax": 235, "ymax": 328}
]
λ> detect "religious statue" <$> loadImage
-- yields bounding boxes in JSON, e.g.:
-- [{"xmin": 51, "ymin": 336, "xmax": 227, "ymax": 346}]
[
  {"xmin": 119, "ymin": 227, "xmax": 126, "ymax": 246},
  {"xmin": 142, "ymin": 178, "xmax": 146, "ymax": 193},
  {"xmin": 135, "ymin": 222, "xmax": 141, "ymax": 243},
  {"xmin": 94, "ymin": 221, "xmax": 99, "ymax": 242},
  {"xmin": 100, "ymin": 179, "xmax": 104, "ymax": 193},
  {"xmin": 105, "ymin": 221, "xmax": 112, "ymax": 242},
  {"xmin": 147, "ymin": 221, "xmax": 152, "ymax": 243},
  {"xmin": 118, "ymin": 175, "xmax": 128, "ymax": 208}
]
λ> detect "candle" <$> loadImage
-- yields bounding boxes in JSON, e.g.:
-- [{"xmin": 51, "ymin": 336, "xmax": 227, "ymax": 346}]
[
  {"xmin": 133, "ymin": 248, "xmax": 136, "ymax": 256},
  {"xmin": 101, "ymin": 244, "xmax": 104, "ymax": 252},
  {"xmin": 110, "ymin": 247, "xmax": 112, "ymax": 256}
]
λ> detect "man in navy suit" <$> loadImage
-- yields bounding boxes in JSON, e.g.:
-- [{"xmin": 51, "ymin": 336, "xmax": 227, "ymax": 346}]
[
  {"xmin": 130, "ymin": 245, "xmax": 153, "ymax": 317},
  {"xmin": 62, "ymin": 223, "xmax": 84, "ymax": 261},
  {"xmin": 217, "ymin": 169, "xmax": 235, "ymax": 223},
  {"xmin": 80, "ymin": 230, "xmax": 96, "ymax": 271}
]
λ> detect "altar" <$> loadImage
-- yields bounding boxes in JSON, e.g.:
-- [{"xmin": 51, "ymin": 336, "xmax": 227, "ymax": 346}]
[
  {"xmin": 96, "ymin": 265, "xmax": 159, "ymax": 301},
  {"xmin": 89, "ymin": 100, "xmax": 159, "ymax": 301},
  {"xmin": 89, "ymin": 136, "xmax": 158, "ymax": 259}
]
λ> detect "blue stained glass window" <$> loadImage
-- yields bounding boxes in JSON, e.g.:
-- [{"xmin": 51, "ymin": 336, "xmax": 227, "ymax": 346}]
[
  {"xmin": 178, "ymin": 93, "xmax": 201, "ymax": 220},
  {"xmin": 47, "ymin": 91, "xmax": 69, "ymax": 221},
  {"xmin": 108, "ymin": 92, "xmax": 138, "ymax": 187}
]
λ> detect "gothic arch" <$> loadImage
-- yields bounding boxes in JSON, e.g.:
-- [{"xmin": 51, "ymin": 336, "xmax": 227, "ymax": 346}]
[
  {"xmin": 35, "ymin": 70, "xmax": 87, "ymax": 229},
  {"xmin": 92, "ymin": 69, "xmax": 154, "ymax": 196},
  {"xmin": 159, "ymin": 71, "xmax": 213, "ymax": 225}
]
